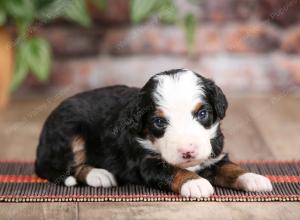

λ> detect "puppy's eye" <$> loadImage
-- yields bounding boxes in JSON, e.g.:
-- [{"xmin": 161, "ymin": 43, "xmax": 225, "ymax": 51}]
[
  {"xmin": 196, "ymin": 109, "xmax": 208, "ymax": 121},
  {"xmin": 152, "ymin": 117, "xmax": 168, "ymax": 129}
]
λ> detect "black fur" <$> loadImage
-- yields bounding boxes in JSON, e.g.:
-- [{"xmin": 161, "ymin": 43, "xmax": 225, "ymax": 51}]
[
  {"xmin": 210, "ymin": 125, "xmax": 225, "ymax": 158},
  {"xmin": 199, "ymin": 76, "xmax": 228, "ymax": 121},
  {"xmin": 35, "ymin": 69, "xmax": 230, "ymax": 193}
]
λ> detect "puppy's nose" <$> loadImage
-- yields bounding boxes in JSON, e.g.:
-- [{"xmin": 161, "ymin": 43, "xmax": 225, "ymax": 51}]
[
  {"xmin": 178, "ymin": 145, "xmax": 198, "ymax": 160},
  {"xmin": 182, "ymin": 151, "xmax": 196, "ymax": 159}
]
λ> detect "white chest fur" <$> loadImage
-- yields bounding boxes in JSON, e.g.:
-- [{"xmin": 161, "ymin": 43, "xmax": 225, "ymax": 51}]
[{"xmin": 186, "ymin": 153, "xmax": 226, "ymax": 172}]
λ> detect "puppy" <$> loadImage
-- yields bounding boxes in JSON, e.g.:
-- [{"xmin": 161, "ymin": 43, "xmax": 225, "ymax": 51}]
[{"xmin": 35, "ymin": 69, "xmax": 272, "ymax": 198}]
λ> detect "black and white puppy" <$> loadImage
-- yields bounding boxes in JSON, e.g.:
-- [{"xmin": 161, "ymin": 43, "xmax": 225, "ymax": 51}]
[{"xmin": 35, "ymin": 69, "xmax": 272, "ymax": 198}]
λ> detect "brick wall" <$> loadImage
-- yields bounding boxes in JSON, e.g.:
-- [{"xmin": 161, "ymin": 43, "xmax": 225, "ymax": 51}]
[{"xmin": 21, "ymin": 0, "xmax": 300, "ymax": 95}]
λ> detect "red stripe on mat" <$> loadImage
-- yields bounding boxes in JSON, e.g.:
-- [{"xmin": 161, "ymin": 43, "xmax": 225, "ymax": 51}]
[
  {"xmin": 0, "ymin": 175, "xmax": 299, "ymax": 183},
  {"xmin": 0, "ymin": 175, "xmax": 47, "ymax": 183},
  {"xmin": 266, "ymin": 175, "xmax": 300, "ymax": 183}
]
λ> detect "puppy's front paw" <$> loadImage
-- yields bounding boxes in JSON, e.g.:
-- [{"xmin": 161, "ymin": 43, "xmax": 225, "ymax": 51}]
[
  {"xmin": 86, "ymin": 168, "xmax": 117, "ymax": 187},
  {"xmin": 180, "ymin": 178, "xmax": 214, "ymax": 198},
  {"xmin": 235, "ymin": 173, "xmax": 272, "ymax": 192}
]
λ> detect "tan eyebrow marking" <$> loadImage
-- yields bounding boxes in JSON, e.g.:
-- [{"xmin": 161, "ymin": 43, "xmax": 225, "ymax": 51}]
[
  {"xmin": 192, "ymin": 102, "xmax": 203, "ymax": 114},
  {"xmin": 154, "ymin": 109, "xmax": 165, "ymax": 118}
]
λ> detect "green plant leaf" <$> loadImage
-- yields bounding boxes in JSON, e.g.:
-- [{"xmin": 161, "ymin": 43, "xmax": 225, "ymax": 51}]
[
  {"xmin": 183, "ymin": 13, "xmax": 197, "ymax": 53},
  {"xmin": 10, "ymin": 42, "xmax": 29, "ymax": 91},
  {"xmin": 24, "ymin": 38, "xmax": 52, "ymax": 81},
  {"xmin": 10, "ymin": 37, "xmax": 52, "ymax": 91},
  {"xmin": 64, "ymin": 0, "xmax": 92, "ymax": 27},
  {"xmin": 131, "ymin": 0, "xmax": 159, "ymax": 23},
  {"xmin": 36, "ymin": 0, "xmax": 71, "ymax": 22},
  {"xmin": 3, "ymin": 0, "xmax": 35, "ymax": 37},
  {"xmin": 15, "ymin": 19, "xmax": 31, "ymax": 38},
  {"xmin": 157, "ymin": 1, "xmax": 177, "ymax": 24},
  {"xmin": 0, "ymin": 6, "xmax": 6, "ymax": 26},
  {"xmin": 4, "ymin": 0, "xmax": 35, "ymax": 22}
]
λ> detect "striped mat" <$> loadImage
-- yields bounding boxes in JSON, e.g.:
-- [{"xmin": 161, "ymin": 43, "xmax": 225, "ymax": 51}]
[{"xmin": 0, "ymin": 160, "xmax": 299, "ymax": 202}]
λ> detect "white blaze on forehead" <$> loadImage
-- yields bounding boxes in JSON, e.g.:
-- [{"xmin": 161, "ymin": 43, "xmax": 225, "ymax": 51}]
[{"xmin": 153, "ymin": 70, "xmax": 205, "ymax": 110}]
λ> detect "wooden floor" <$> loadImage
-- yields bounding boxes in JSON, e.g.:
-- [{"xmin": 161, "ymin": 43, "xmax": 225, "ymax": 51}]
[{"xmin": 0, "ymin": 95, "xmax": 299, "ymax": 220}]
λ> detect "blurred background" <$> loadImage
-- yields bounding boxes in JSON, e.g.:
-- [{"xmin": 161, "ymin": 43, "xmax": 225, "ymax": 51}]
[{"xmin": 0, "ymin": 0, "xmax": 299, "ymax": 161}]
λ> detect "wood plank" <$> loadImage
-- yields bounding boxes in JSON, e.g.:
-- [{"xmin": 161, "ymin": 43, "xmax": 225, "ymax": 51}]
[
  {"xmin": 247, "ymin": 96, "xmax": 300, "ymax": 159},
  {"xmin": 0, "ymin": 202, "xmax": 299, "ymax": 220},
  {"xmin": 0, "ymin": 203, "xmax": 79, "ymax": 220},
  {"xmin": 222, "ymin": 97, "xmax": 275, "ymax": 161},
  {"xmin": 78, "ymin": 202, "xmax": 300, "ymax": 220},
  {"xmin": 0, "ymin": 202, "xmax": 300, "ymax": 220},
  {"xmin": 0, "ymin": 98, "xmax": 60, "ymax": 160},
  {"xmin": 42, "ymin": 203, "xmax": 78, "ymax": 220},
  {"xmin": 0, "ymin": 203, "xmax": 45, "ymax": 220}
]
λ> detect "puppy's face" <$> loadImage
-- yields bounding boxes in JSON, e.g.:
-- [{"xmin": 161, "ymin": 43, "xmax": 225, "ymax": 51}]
[{"xmin": 136, "ymin": 69, "xmax": 228, "ymax": 166}]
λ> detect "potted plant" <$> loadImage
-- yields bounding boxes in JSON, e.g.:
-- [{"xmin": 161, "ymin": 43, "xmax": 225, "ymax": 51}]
[{"xmin": 0, "ymin": 0, "xmax": 94, "ymax": 110}]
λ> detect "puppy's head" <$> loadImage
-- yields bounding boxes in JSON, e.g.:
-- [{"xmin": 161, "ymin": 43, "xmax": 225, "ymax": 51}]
[{"xmin": 130, "ymin": 69, "xmax": 228, "ymax": 166}]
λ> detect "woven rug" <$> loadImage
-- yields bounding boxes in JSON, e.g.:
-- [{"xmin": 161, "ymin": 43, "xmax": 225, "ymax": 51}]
[{"xmin": 0, "ymin": 160, "xmax": 299, "ymax": 202}]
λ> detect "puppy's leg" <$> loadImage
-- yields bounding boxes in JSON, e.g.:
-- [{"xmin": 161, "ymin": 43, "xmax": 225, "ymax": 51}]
[
  {"xmin": 85, "ymin": 168, "xmax": 117, "ymax": 187},
  {"xmin": 64, "ymin": 176, "xmax": 78, "ymax": 187},
  {"xmin": 70, "ymin": 136, "xmax": 117, "ymax": 187},
  {"xmin": 140, "ymin": 156, "xmax": 214, "ymax": 198},
  {"xmin": 73, "ymin": 165, "xmax": 117, "ymax": 187},
  {"xmin": 65, "ymin": 163, "xmax": 117, "ymax": 187},
  {"xmin": 210, "ymin": 160, "xmax": 272, "ymax": 192}
]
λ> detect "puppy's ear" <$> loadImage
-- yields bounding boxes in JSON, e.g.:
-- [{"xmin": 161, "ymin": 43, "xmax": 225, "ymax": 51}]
[
  {"xmin": 203, "ymin": 78, "xmax": 228, "ymax": 120},
  {"xmin": 120, "ymin": 92, "xmax": 151, "ymax": 134}
]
